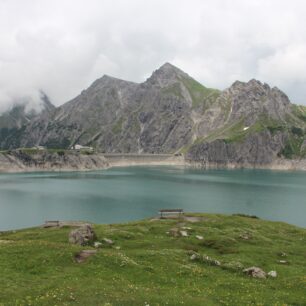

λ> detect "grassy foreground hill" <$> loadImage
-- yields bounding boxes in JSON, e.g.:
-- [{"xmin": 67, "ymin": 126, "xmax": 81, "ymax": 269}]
[{"xmin": 0, "ymin": 213, "xmax": 305, "ymax": 305}]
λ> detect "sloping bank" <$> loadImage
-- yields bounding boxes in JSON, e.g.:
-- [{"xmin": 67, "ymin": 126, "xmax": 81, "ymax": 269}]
[
  {"xmin": 0, "ymin": 150, "xmax": 109, "ymax": 172},
  {"xmin": 0, "ymin": 151, "xmax": 185, "ymax": 173},
  {"xmin": 0, "ymin": 149, "xmax": 305, "ymax": 172}
]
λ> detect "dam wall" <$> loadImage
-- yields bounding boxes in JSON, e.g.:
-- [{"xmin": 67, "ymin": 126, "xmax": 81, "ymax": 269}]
[{"xmin": 103, "ymin": 153, "xmax": 185, "ymax": 167}]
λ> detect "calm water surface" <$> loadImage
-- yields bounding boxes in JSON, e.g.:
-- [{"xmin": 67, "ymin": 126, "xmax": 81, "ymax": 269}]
[{"xmin": 0, "ymin": 166, "xmax": 305, "ymax": 230}]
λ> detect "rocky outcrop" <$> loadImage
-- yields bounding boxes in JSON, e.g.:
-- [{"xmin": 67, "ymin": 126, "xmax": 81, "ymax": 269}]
[
  {"xmin": 75, "ymin": 250, "xmax": 97, "ymax": 263},
  {"xmin": 0, "ymin": 150, "xmax": 109, "ymax": 172},
  {"xmin": 68, "ymin": 224, "xmax": 96, "ymax": 246},
  {"xmin": 186, "ymin": 130, "xmax": 288, "ymax": 167},
  {"xmin": 243, "ymin": 267, "xmax": 267, "ymax": 279},
  {"xmin": 223, "ymin": 79, "xmax": 291, "ymax": 125}
]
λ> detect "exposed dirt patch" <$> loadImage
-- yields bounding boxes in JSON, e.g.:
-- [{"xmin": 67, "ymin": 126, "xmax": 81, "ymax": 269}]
[
  {"xmin": 0, "ymin": 240, "xmax": 14, "ymax": 244},
  {"xmin": 151, "ymin": 215, "xmax": 207, "ymax": 223},
  {"xmin": 183, "ymin": 216, "xmax": 204, "ymax": 223},
  {"xmin": 42, "ymin": 221, "xmax": 93, "ymax": 228},
  {"xmin": 75, "ymin": 250, "xmax": 97, "ymax": 263}
]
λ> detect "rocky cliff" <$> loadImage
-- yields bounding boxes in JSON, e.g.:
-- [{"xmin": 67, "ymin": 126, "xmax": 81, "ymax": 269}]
[
  {"xmin": 0, "ymin": 63, "xmax": 305, "ymax": 168},
  {"xmin": 0, "ymin": 150, "xmax": 108, "ymax": 172},
  {"xmin": 186, "ymin": 79, "xmax": 306, "ymax": 167}
]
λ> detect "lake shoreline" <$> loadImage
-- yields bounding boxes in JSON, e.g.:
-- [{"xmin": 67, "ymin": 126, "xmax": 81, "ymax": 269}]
[
  {"xmin": 1, "ymin": 157, "xmax": 306, "ymax": 173},
  {"xmin": 1, "ymin": 150, "xmax": 306, "ymax": 173},
  {"xmin": 1, "ymin": 212, "xmax": 305, "ymax": 233}
]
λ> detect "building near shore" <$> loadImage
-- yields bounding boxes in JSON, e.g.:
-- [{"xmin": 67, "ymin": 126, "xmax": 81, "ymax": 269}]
[
  {"xmin": 72, "ymin": 144, "xmax": 94, "ymax": 151},
  {"xmin": 32, "ymin": 146, "xmax": 46, "ymax": 150}
]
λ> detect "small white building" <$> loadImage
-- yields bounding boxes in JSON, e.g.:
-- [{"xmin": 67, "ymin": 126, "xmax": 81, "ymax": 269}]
[
  {"xmin": 32, "ymin": 145, "xmax": 46, "ymax": 150},
  {"xmin": 72, "ymin": 144, "xmax": 94, "ymax": 151}
]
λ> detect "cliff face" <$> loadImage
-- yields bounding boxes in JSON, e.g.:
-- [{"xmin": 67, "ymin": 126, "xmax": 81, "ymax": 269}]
[
  {"xmin": 0, "ymin": 151, "xmax": 108, "ymax": 172},
  {"xmin": 186, "ymin": 131, "xmax": 288, "ymax": 167},
  {"xmin": 0, "ymin": 63, "xmax": 305, "ymax": 168}
]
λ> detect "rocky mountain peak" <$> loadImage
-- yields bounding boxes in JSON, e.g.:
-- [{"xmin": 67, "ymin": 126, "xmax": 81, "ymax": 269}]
[
  {"xmin": 226, "ymin": 79, "xmax": 291, "ymax": 125},
  {"xmin": 231, "ymin": 79, "xmax": 270, "ymax": 92},
  {"xmin": 90, "ymin": 74, "xmax": 123, "ymax": 88},
  {"xmin": 145, "ymin": 62, "xmax": 190, "ymax": 87},
  {"xmin": 88, "ymin": 74, "xmax": 138, "ymax": 93}
]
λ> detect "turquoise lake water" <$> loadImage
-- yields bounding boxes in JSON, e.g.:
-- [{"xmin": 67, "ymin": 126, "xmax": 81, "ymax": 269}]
[{"xmin": 0, "ymin": 166, "xmax": 305, "ymax": 230}]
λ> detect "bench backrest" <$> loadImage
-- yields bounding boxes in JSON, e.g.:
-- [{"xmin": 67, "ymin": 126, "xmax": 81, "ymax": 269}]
[{"xmin": 159, "ymin": 209, "xmax": 183, "ymax": 213}]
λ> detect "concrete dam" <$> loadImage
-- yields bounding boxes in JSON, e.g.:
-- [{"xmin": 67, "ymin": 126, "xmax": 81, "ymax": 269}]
[{"xmin": 103, "ymin": 153, "xmax": 185, "ymax": 167}]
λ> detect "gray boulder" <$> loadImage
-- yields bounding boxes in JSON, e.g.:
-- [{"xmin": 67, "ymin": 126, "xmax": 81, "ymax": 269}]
[
  {"xmin": 243, "ymin": 266, "xmax": 266, "ymax": 279},
  {"xmin": 268, "ymin": 270, "xmax": 277, "ymax": 278},
  {"xmin": 68, "ymin": 224, "xmax": 96, "ymax": 245},
  {"xmin": 102, "ymin": 238, "xmax": 114, "ymax": 245},
  {"xmin": 75, "ymin": 249, "xmax": 97, "ymax": 263}
]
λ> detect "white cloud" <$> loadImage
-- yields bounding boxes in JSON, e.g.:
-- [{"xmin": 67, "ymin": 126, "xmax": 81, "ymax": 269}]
[
  {"xmin": 257, "ymin": 44, "xmax": 306, "ymax": 102},
  {"xmin": 0, "ymin": 0, "xmax": 305, "ymax": 111}
]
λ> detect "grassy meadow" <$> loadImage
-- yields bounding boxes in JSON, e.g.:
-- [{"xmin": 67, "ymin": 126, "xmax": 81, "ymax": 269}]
[{"xmin": 0, "ymin": 213, "xmax": 305, "ymax": 305}]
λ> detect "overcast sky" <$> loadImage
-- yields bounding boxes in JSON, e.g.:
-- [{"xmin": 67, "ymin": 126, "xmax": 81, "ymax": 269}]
[{"xmin": 0, "ymin": 0, "xmax": 306, "ymax": 111}]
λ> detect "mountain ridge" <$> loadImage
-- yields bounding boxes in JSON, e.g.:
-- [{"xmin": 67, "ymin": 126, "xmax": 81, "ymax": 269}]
[{"xmin": 0, "ymin": 63, "xmax": 305, "ymax": 167}]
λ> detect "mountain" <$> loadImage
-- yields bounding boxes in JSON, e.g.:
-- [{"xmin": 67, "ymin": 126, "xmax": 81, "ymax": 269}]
[
  {"xmin": 0, "ymin": 63, "xmax": 305, "ymax": 167},
  {"xmin": 0, "ymin": 92, "xmax": 55, "ymax": 149},
  {"xmin": 186, "ymin": 79, "xmax": 306, "ymax": 166},
  {"xmin": 1, "ymin": 63, "xmax": 221, "ymax": 152}
]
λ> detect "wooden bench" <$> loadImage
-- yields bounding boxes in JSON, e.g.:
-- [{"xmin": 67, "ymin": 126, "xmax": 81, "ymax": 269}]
[
  {"xmin": 159, "ymin": 209, "xmax": 184, "ymax": 219},
  {"xmin": 43, "ymin": 220, "xmax": 60, "ymax": 228}
]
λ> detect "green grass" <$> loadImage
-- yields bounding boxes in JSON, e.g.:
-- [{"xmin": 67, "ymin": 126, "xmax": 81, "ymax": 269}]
[
  {"xmin": 16, "ymin": 148, "xmax": 69, "ymax": 155},
  {"xmin": 279, "ymin": 134, "xmax": 306, "ymax": 159},
  {"xmin": 0, "ymin": 213, "xmax": 305, "ymax": 305},
  {"xmin": 292, "ymin": 104, "xmax": 306, "ymax": 124},
  {"xmin": 190, "ymin": 111, "xmax": 305, "ymax": 154},
  {"xmin": 180, "ymin": 77, "xmax": 220, "ymax": 109}
]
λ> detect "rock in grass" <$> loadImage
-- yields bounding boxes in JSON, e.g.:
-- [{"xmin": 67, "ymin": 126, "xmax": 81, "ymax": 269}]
[
  {"xmin": 243, "ymin": 267, "xmax": 266, "ymax": 279},
  {"xmin": 190, "ymin": 253, "xmax": 200, "ymax": 261},
  {"xmin": 169, "ymin": 228, "xmax": 189, "ymax": 237},
  {"xmin": 239, "ymin": 232, "xmax": 252, "ymax": 240},
  {"xmin": 68, "ymin": 224, "xmax": 96, "ymax": 246},
  {"xmin": 202, "ymin": 255, "xmax": 221, "ymax": 266},
  {"xmin": 169, "ymin": 228, "xmax": 180, "ymax": 237},
  {"xmin": 75, "ymin": 250, "xmax": 97, "ymax": 263},
  {"xmin": 195, "ymin": 235, "xmax": 203, "ymax": 240},
  {"xmin": 179, "ymin": 230, "xmax": 188, "ymax": 237},
  {"xmin": 94, "ymin": 241, "xmax": 103, "ymax": 248},
  {"xmin": 268, "ymin": 270, "xmax": 277, "ymax": 278},
  {"xmin": 190, "ymin": 253, "xmax": 221, "ymax": 266},
  {"xmin": 223, "ymin": 261, "xmax": 244, "ymax": 271},
  {"xmin": 278, "ymin": 260, "xmax": 289, "ymax": 264},
  {"xmin": 102, "ymin": 238, "xmax": 114, "ymax": 245}
]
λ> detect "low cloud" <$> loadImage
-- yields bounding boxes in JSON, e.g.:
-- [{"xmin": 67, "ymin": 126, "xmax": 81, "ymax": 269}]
[{"xmin": 0, "ymin": 0, "xmax": 305, "ymax": 112}]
